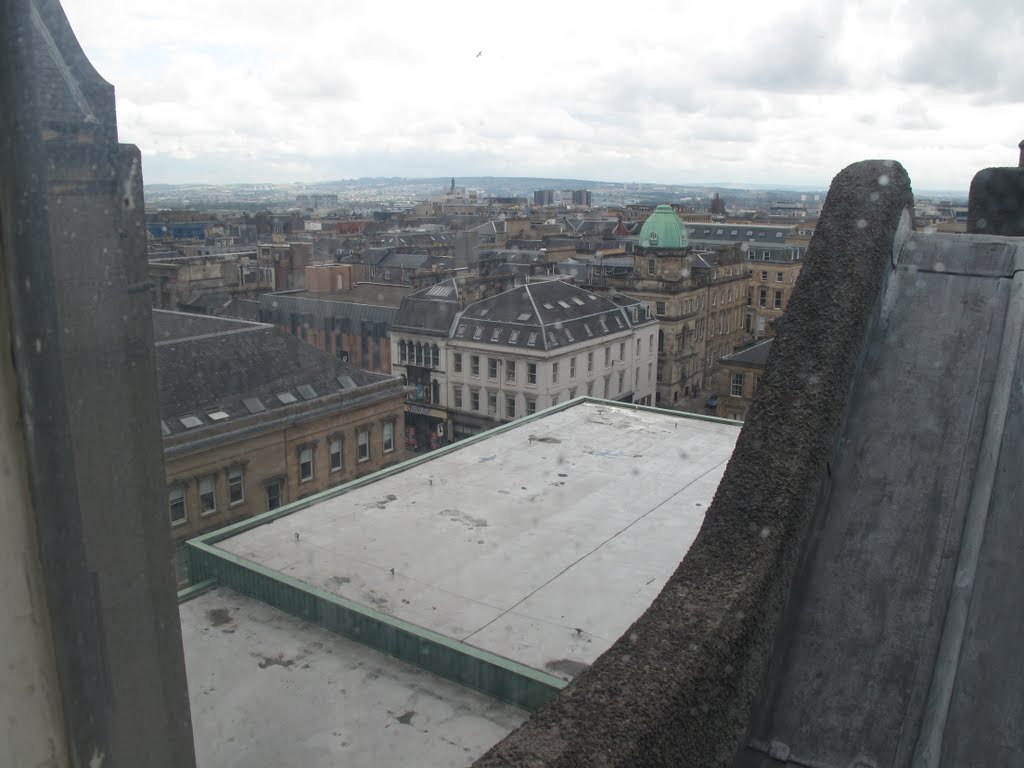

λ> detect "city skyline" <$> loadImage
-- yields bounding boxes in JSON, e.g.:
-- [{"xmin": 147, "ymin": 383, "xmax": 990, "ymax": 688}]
[{"xmin": 62, "ymin": 0, "xmax": 1023, "ymax": 191}]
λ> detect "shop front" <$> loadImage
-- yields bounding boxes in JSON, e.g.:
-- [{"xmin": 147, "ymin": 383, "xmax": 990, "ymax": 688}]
[{"xmin": 404, "ymin": 402, "xmax": 448, "ymax": 453}]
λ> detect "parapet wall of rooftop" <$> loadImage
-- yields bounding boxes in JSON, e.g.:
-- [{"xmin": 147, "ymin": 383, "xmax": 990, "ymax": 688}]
[
  {"xmin": 474, "ymin": 160, "xmax": 914, "ymax": 767},
  {"xmin": 967, "ymin": 143, "xmax": 1024, "ymax": 236}
]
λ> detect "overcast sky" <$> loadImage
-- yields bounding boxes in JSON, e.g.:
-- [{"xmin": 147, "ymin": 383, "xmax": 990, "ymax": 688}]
[{"xmin": 61, "ymin": 0, "xmax": 1023, "ymax": 191}]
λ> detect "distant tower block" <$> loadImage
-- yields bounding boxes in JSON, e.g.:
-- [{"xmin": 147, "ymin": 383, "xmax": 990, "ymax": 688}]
[{"xmin": 710, "ymin": 193, "xmax": 726, "ymax": 215}]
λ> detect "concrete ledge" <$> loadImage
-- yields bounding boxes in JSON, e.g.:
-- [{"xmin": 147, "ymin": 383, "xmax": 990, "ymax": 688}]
[
  {"xmin": 968, "ymin": 166, "xmax": 1024, "ymax": 236},
  {"xmin": 187, "ymin": 542, "xmax": 565, "ymax": 712},
  {"xmin": 473, "ymin": 160, "xmax": 914, "ymax": 767}
]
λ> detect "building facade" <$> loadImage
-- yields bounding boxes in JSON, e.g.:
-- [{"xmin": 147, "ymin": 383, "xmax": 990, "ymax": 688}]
[
  {"xmin": 258, "ymin": 275, "xmax": 414, "ymax": 373},
  {"xmin": 716, "ymin": 338, "xmax": 772, "ymax": 421},
  {"xmin": 444, "ymin": 281, "xmax": 658, "ymax": 437},
  {"xmin": 590, "ymin": 205, "xmax": 752, "ymax": 405},
  {"xmin": 155, "ymin": 311, "xmax": 408, "ymax": 584},
  {"xmin": 389, "ymin": 279, "xmax": 462, "ymax": 451}
]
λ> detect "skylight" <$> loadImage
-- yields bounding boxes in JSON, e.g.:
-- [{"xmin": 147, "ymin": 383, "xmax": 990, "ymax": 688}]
[
  {"xmin": 473, "ymin": 327, "xmax": 483, "ymax": 340},
  {"xmin": 277, "ymin": 392, "xmax": 298, "ymax": 405},
  {"xmin": 509, "ymin": 330, "xmax": 520, "ymax": 343},
  {"xmin": 242, "ymin": 397, "xmax": 266, "ymax": 414},
  {"xmin": 516, "ymin": 312, "xmax": 532, "ymax": 321},
  {"xmin": 456, "ymin": 324, "xmax": 467, "ymax": 337},
  {"xmin": 571, "ymin": 297, "xmax": 585, "ymax": 306},
  {"xmin": 557, "ymin": 300, "xmax": 571, "ymax": 309},
  {"xmin": 296, "ymin": 384, "xmax": 318, "ymax": 400},
  {"xmin": 208, "ymin": 411, "xmax": 229, "ymax": 421},
  {"xmin": 491, "ymin": 328, "xmax": 502, "ymax": 342},
  {"xmin": 542, "ymin": 302, "xmax": 554, "ymax": 309},
  {"xmin": 179, "ymin": 415, "xmax": 203, "ymax": 429},
  {"xmin": 337, "ymin": 374, "xmax": 357, "ymax": 390},
  {"xmin": 527, "ymin": 332, "xmax": 538, "ymax": 346}
]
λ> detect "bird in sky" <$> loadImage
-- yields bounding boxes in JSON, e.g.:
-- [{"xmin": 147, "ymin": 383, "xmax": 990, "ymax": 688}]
[{"xmin": 476, "ymin": 51, "xmax": 483, "ymax": 58}]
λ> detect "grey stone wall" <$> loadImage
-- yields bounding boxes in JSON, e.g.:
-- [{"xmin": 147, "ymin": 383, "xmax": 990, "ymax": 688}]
[{"xmin": 968, "ymin": 166, "xmax": 1024, "ymax": 236}]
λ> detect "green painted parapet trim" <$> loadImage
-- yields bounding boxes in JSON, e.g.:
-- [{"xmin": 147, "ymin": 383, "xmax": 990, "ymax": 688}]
[
  {"xmin": 176, "ymin": 578, "xmax": 218, "ymax": 604},
  {"xmin": 188, "ymin": 397, "xmax": 737, "ymax": 549},
  {"xmin": 186, "ymin": 541, "xmax": 566, "ymax": 711}
]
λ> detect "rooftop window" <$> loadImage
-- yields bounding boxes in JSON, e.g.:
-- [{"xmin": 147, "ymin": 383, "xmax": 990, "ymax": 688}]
[{"xmin": 242, "ymin": 397, "xmax": 266, "ymax": 414}]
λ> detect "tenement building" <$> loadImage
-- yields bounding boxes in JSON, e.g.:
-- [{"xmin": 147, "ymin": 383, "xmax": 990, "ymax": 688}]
[
  {"xmin": 592, "ymin": 204, "xmax": 750, "ymax": 405},
  {"xmin": 154, "ymin": 311, "xmax": 407, "ymax": 584},
  {"xmin": 444, "ymin": 280, "xmax": 658, "ymax": 437}
]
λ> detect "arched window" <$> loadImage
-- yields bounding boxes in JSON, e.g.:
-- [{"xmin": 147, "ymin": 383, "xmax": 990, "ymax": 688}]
[
  {"xmin": 431, "ymin": 344, "xmax": 440, "ymax": 368},
  {"xmin": 431, "ymin": 379, "xmax": 440, "ymax": 404},
  {"xmin": 415, "ymin": 342, "xmax": 423, "ymax": 365},
  {"xmin": 398, "ymin": 340, "xmax": 407, "ymax": 363},
  {"xmin": 658, "ymin": 329, "xmax": 665, "ymax": 353}
]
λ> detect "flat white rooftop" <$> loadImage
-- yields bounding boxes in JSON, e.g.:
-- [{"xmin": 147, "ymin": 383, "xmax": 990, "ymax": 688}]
[
  {"xmin": 182, "ymin": 587, "xmax": 527, "ymax": 768},
  {"xmin": 217, "ymin": 401, "xmax": 740, "ymax": 679}
]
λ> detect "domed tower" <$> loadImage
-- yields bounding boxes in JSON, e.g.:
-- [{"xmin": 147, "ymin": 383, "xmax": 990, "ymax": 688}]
[
  {"xmin": 639, "ymin": 204, "xmax": 689, "ymax": 249},
  {"xmin": 637, "ymin": 204, "xmax": 690, "ymax": 280}
]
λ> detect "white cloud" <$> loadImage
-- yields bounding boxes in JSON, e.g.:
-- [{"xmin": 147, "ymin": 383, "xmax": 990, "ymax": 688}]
[{"xmin": 60, "ymin": 0, "xmax": 1024, "ymax": 190}]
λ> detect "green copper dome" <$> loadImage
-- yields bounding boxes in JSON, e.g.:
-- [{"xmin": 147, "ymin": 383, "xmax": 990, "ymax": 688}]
[{"xmin": 638, "ymin": 204, "xmax": 688, "ymax": 249}]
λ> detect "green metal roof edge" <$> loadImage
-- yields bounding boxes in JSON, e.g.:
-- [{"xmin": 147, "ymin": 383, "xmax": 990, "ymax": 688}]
[
  {"xmin": 187, "ymin": 396, "xmax": 739, "ymax": 548},
  {"xmin": 185, "ymin": 539, "xmax": 568, "ymax": 691},
  {"xmin": 176, "ymin": 577, "xmax": 218, "ymax": 603}
]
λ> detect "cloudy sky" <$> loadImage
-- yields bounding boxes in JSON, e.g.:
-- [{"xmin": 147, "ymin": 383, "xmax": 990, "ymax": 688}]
[{"xmin": 61, "ymin": 0, "xmax": 1023, "ymax": 191}]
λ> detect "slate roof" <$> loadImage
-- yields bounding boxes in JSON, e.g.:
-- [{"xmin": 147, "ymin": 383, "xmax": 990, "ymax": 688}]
[
  {"xmin": 721, "ymin": 338, "xmax": 773, "ymax": 366},
  {"xmin": 154, "ymin": 311, "xmax": 391, "ymax": 436},
  {"xmin": 453, "ymin": 280, "xmax": 643, "ymax": 352},
  {"xmin": 391, "ymin": 279, "xmax": 461, "ymax": 336},
  {"xmin": 685, "ymin": 223, "xmax": 797, "ymax": 243},
  {"xmin": 259, "ymin": 284, "xmax": 413, "ymax": 329}
]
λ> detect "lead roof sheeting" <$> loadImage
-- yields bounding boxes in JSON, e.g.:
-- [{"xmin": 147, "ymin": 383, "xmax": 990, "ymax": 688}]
[{"xmin": 260, "ymin": 294, "xmax": 398, "ymax": 326}]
